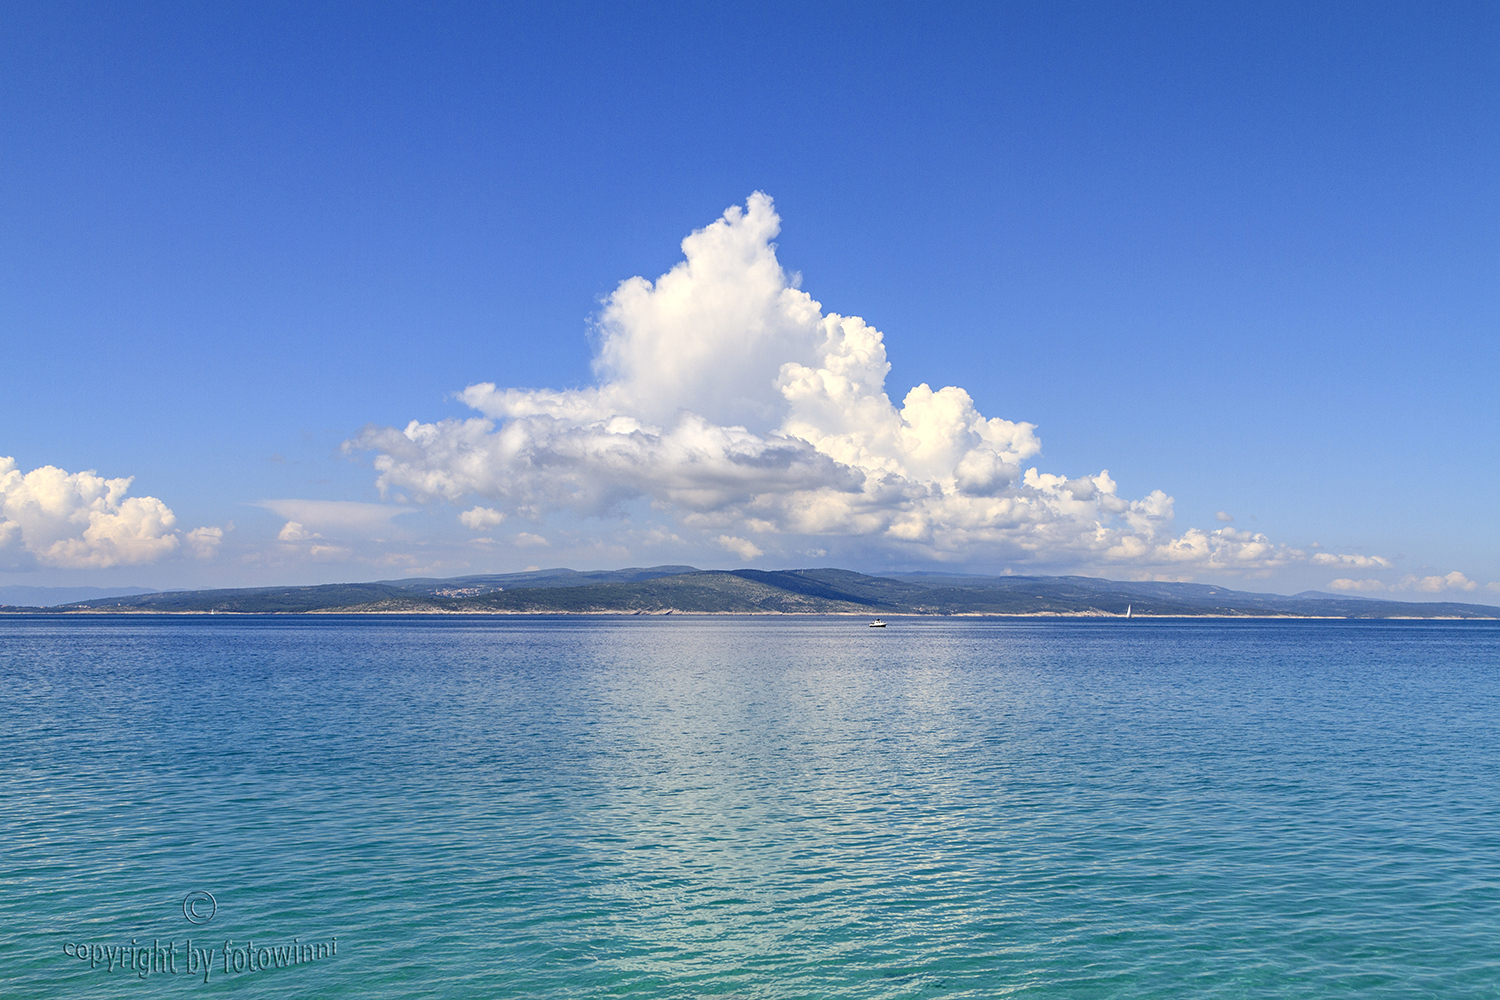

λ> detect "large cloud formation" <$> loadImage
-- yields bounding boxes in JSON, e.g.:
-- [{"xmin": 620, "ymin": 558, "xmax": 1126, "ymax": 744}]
[
  {"xmin": 0, "ymin": 457, "xmax": 221, "ymax": 569},
  {"xmin": 353, "ymin": 194, "xmax": 1377, "ymax": 577}
]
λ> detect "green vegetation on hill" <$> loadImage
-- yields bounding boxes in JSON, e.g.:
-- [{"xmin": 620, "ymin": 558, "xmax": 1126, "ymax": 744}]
[
  {"xmin": 340, "ymin": 572, "xmax": 874, "ymax": 615},
  {"xmin": 42, "ymin": 583, "xmax": 412, "ymax": 614},
  {"xmin": 8, "ymin": 567, "xmax": 1496, "ymax": 618}
]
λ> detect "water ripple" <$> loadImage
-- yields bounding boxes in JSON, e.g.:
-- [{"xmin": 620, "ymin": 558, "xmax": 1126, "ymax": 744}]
[{"xmin": 2, "ymin": 616, "xmax": 1498, "ymax": 997}]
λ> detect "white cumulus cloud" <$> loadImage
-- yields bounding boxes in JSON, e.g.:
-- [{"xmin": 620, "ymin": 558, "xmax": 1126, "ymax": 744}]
[
  {"xmin": 1330, "ymin": 571, "xmax": 1487, "ymax": 595},
  {"xmin": 459, "ymin": 506, "xmax": 507, "ymax": 530},
  {"xmin": 716, "ymin": 535, "xmax": 764, "ymax": 561},
  {"xmin": 1310, "ymin": 552, "xmax": 1393, "ymax": 569},
  {"xmin": 1405, "ymin": 571, "xmax": 1479, "ymax": 593},
  {"xmin": 1329, "ymin": 578, "xmax": 1389, "ymax": 593},
  {"xmin": 0, "ymin": 457, "xmax": 221, "ymax": 569},
  {"xmin": 277, "ymin": 521, "xmax": 321, "ymax": 542},
  {"xmin": 349, "ymin": 194, "xmax": 1382, "ymax": 576}
]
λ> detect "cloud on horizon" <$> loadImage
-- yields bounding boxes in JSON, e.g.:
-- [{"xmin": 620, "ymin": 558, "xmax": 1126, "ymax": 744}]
[
  {"xmin": 0, "ymin": 457, "xmax": 221, "ymax": 569},
  {"xmin": 258, "ymin": 498, "xmax": 418, "ymax": 534},
  {"xmin": 351, "ymin": 194, "xmax": 1395, "ymax": 580},
  {"xmin": 255, "ymin": 498, "xmax": 422, "ymax": 563},
  {"xmin": 1330, "ymin": 572, "xmax": 1493, "ymax": 595}
]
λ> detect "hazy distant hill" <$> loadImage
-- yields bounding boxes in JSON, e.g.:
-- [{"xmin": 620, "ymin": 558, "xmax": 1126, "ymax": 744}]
[
  {"xmin": 3, "ymin": 567, "xmax": 702, "ymax": 614},
  {"xmin": 384, "ymin": 565, "xmax": 698, "ymax": 592},
  {"xmin": 11, "ymin": 567, "xmax": 1497, "ymax": 618},
  {"xmin": 0, "ymin": 585, "xmax": 157, "ymax": 608}
]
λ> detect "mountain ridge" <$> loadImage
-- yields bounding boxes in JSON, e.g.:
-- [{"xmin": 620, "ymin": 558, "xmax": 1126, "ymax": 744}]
[{"xmin": 4, "ymin": 567, "xmax": 1496, "ymax": 618}]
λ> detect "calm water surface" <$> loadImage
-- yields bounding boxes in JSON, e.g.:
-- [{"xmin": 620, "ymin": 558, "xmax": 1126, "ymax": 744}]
[{"xmin": 2, "ymin": 616, "xmax": 1498, "ymax": 998}]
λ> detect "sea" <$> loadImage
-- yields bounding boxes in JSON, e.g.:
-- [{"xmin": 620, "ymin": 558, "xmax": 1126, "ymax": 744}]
[{"xmin": 3, "ymin": 616, "xmax": 1498, "ymax": 998}]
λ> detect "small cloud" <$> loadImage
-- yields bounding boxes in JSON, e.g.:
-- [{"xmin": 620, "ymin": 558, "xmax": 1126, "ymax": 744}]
[
  {"xmin": 1330, "ymin": 578, "xmax": 1386, "ymax": 592},
  {"xmin": 715, "ymin": 534, "xmax": 763, "ymax": 560},
  {"xmin": 1311, "ymin": 553, "xmax": 1393, "ymax": 569},
  {"xmin": 459, "ymin": 506, "xmax": 506, "ymax": 531},
  {"xmin": 1214, "ymin": 511, "xmax": 1234, "ymax": 522},
  {"xmin": 277, "ymin": 521, "xmax": 322, "ymax": 542},
  {"xmin": 1447, "ymin": 572, "xmax": 1479, "ymax": 592},
  {"xmin": 185, "ymin": 525, "xmax": 225, "ymax": 559},
  {"xmin": 378, "ymin": 555, "xmax": 469, "ymax": 576},
  {"xmin": 307, "ymin": 543, "xmax": 353, "ymax": 559},
  {"xmin": 514, "ymin": 532, "xmax": 550, "ymax": 548},
  {"xmin": 258, "ymin": 499, "xmax": 415, "ymax": 533},
  {"xmin": 1332, "ymin": 572, "xmax": 1485, "ymax": 595},
  {"xmin": 1400, "ymin": 571, "xmax": 1478, "ymax": 593}
]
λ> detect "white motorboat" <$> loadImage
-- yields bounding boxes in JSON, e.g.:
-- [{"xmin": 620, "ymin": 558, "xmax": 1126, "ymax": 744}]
[{"xmin": 869, "ymin": 619, "xmax": 886, "ymax": 627}]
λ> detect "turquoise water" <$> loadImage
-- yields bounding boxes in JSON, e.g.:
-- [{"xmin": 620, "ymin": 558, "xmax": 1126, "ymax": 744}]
[{"xmin": 3, "ymin": 616, "xmax": 1498, "ymax": 998}]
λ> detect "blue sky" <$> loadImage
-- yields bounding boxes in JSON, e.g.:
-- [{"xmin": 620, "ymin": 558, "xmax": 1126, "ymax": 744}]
[{"xmin": 2, "ymin": 2, "xmax": 1496, "ymax": 598}]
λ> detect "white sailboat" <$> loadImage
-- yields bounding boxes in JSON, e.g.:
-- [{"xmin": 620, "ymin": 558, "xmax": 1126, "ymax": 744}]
[{"xmin": 1124, "ymin": 604, "xmax": 1132, "ymax": 619}]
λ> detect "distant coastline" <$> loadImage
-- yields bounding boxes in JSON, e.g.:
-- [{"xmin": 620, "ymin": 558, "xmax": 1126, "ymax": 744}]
[{"xmin": 3, "ymin": 568, "xmax": 1495, "ymax": 619}]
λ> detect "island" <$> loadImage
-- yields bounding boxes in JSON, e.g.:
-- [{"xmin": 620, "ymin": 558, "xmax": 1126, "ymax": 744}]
[{"xmin": 3, "ymin": 567, "xmax": 1496, "ymax": 618}]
